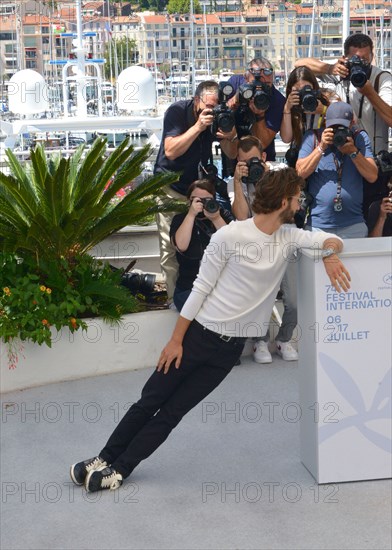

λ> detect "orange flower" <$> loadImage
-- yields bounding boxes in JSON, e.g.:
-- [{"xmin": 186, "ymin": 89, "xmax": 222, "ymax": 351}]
[
  {"xmin": 42, "ymin": 319, "xmax": 49, "ymax": 325},
  {"xmin": 46, "ymin": 288, "xmax": 52, "ymax": 294},
  {"xmin": 40, "ymin": 285, "xmax": 46, "ymax": 292},
  {"xmin": 32, "ymin": 300, "xmax": 37, "ymax": 305},
  {"xmin": 70, "ymin": 317, "xmax": 77, "ymax": 328},
  {"xmin": 3, "ymin": 287, "xmax": 11, "ymax": 296}
]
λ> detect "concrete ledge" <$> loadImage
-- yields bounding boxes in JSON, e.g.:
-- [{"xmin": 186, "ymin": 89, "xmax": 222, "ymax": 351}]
[{"xmin": 0, "ymin": 310, "xmax": 178, "ymax": 394}]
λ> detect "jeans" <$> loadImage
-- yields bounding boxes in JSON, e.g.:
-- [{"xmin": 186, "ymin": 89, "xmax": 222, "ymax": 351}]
[
  {"xmin": 257, "ymin": 260, "xmax": 298, "ymax": 344},
  {"xmin": 156, "ymin": 186, "xmax": 187, "ymax": 301},
  {"xmin": 99, "ymin": 320, "xmax": 246, "ymax": 478},
  {"xmin": 305, "ymin": 222, "xmax": 368, "ymax": 239}
]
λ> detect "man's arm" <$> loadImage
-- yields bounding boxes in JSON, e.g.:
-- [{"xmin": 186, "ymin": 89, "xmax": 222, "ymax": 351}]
[
  {"xmin": 157, "ymin": 316, "xmax": 191, "ymax": 374},
  {"xmin": 294, "ymin": 57, "xmax": 348, "ymax": 79},
  {"xmin": 231, "ymin": 161, "xmax": 252, "ymax": 220},
  {"xmin": 321, "ymin": 238, "xmax": 351, "ymax": 292},
  {"xmin": 338, "ymin": 136, "xmax": 378, "ymax": 183},
  {"xmin": 158, "ymin": 228, "xmax": 231, "ymax": 373},
  {"xmin": 164, "ymin": 108, "xmax": 213, "ymax": 160},
  {"xmin": 369, "ymin": 197, "xmax": 392, "ymax": 237},
  {"xmin": 251, "ymin": 117, "xmax": 277, "ymax": 149},
  {"xmin": 296, "ymin": 128, "xmax": 333, "ymax": 179}
]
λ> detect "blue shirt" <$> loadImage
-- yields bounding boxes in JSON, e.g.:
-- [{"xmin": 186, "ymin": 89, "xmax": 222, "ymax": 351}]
[
  {"xmin": 228, "ymin": 75, "xmax": 285, "ymax": 161},
  {"xmin": 298, "ymin": 128, "xmax": 374, "ymax": 229}
]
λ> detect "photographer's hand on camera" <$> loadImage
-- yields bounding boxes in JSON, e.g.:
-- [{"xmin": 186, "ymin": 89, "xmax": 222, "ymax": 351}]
[
  {"xmin": 189, "ymin": 197, "xmax": 205, "ymax": 218},
  {"xmin": 234, "ymin": 160, "xmax": 249, "ymax": 184},
  {"xmin": 331, "ymin": 57, "xmax": 350, "ymax": 79},
  {"xmin": 284, "ymin": 89, "xmax": 300, "ymax": 112},
  {"xmin": 197, "ymin": 108, "xmax": 214, "ymax": 131},
  {"xmin": 336, "ymin": 135, "xmax": 357, "ymax": 156},
  {"xmin": 296, "ymin": 128, "xmax": 331, "ymax": 179}
]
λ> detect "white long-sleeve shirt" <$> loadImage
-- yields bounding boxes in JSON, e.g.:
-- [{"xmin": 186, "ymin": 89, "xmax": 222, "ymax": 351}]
[{"xmin": 181, "ymin": 218, "xmax": 342, "ymax": 337}]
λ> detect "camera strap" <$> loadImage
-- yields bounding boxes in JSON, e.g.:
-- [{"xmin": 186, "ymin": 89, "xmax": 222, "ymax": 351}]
[{"xmin": 332, "ymin": 152, "xmax": 344, "ymax": 200}]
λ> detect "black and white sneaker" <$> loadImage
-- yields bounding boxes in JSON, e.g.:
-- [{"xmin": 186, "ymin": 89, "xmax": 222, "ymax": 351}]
[
  {"xmin": 70, "ymin": 456, "xmax": 107, "ymax": 486},
  {"xmin": 85, "ymin": 466, "xmax": 123, "ymax": 492}
]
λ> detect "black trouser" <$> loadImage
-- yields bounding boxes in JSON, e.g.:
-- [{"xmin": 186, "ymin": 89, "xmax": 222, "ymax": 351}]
[{"xmin": 99, "ymin": 320, "xmax": 246, "ymax": 478}]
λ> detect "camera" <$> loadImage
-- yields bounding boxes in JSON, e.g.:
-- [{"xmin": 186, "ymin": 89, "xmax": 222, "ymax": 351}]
[
  {"xmin": 238, "ymin": 69, "xmax": 272, "ymax": 111},
  {"xmin": 375, "ymin": 150, "xmax": 392, "ymax": 174},
  {"xmin": 285, "ymin": 143, "xmax": 300, "ymax": 168},
  {"xmin": 344, "ymin": 55, "xmax": 370, "ymax": 88},
  {"xmin": 242, "ymin": 157, "xmax": 265, "ymax": 185},
  {"xmin": 200, "ymin": 197, "xmax": 219, "ymax": 214},
  {"xmin": 211, "ymin": 81, "xmax": 235, "ymax": 134},
  {"xmin": 294, "ymin": 190, "xmax": 313, "ymax": 228},
  {"xmin": 297, "ymin": 85, "xmax": 320, "ymax": 112},
  {"xmin": 333, "ymin": 126, "xmax": 351, "ymax": 148},
  {"xmin": 120, "ymin": 271, "xmax": 156, "ymax": 296}
]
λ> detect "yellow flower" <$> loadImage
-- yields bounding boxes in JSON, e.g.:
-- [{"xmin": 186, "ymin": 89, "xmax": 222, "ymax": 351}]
[
  {"xmin": 40, "ymin": 285, "xmax": 46, "ymax": 292},
  {"xmin": 46, "ymin": 288, "xmax": 52, "ymax": 294},
  {"xmin": 3, "ymin": 287, "xmax": 11, "ymax": 296}
]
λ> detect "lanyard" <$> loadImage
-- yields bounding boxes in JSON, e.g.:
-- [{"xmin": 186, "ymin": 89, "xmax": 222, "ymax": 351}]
[{"xmin": 332, "ymin": 152, "xmax": 344, "ymax": 199}]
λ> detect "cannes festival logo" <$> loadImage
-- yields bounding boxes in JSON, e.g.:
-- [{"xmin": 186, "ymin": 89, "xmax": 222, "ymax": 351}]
[
  {"xmin": 318, "ymin": 353, "xmax": 391, "ymax": 453},
  {"xmin": 382, "ymin": 273, "xmax": 392, "ymax": 286}
]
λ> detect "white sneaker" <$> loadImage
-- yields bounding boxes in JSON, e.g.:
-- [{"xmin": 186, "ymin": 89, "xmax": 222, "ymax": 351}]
[
  {"xmin": 253, "ymin": 341, "xmax": 272, "ymax": 364},
  {"xmin": 275, "ymin": 340, "xmax": 298, "ymax": 361}
]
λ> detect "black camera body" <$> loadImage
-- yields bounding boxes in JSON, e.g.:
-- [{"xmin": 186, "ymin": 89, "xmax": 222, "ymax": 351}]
[
  {"xmin": 200, "ymin": 197, "xmax": 219, "ymax": 214},
  {"xmin": 333, "ymin": 126, "xmax": 351, "ymax": 148},
  {"xmin": 211, "ymin": 103, "xmax": 235, "ymax": 134},
  {"xmin": 294, "ymin": 191, "xmax": 314, "ymax": 229},
  {"xmin": 242, "ymin": 157, "xmax": 265, "ymax": 185},
  {"xmin": 210, "ymin": 81, "xmax": 235, "ymax": 134},
  {"xmin": 298, "ymin": 85, "xmax": 320, "ymax": 112},
  {"xmin": 375, "ymin": 150, "xmax": 392, "ymax": 174},
  {"xmin": 344, "ymin": 55, "xmax": 370, "ymax": 88},
  {"xmin": 238, "ymin": 70, "xmax": 272, "ymax": 112}
]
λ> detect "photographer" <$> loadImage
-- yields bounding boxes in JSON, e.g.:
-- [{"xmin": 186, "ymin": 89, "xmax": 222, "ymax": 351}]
[
  {"xmin": 170, "ymin": 180, "xmax": 232, "ymax": 311},
  {"xmin": 154, "ymin": 81, "xmax": 237, "ymax": 303},
  {"xmin": 368, "ymin": 187, "xmax": 392, "ymax": 237},
  {"xmin": 295, "ymin": 34, "xmax": 392, "ymax": 217},
  {"xmin": 296, "ymin": 102, "xmax": 378, "ymax": 237},
  {"xmin": 227, "ymin": 58, "xmax": 285, "ymax": 161},
  {"xmin": 280, "ymin": 66, "xmax": 337, "ymax": 152},
  {"xmin": 232, "ymin": 136, "xmax": 298, "ymax": 364}
]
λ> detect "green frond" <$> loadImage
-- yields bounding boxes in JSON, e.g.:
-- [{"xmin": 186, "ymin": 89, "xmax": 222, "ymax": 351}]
[
  {"xmin": 72, "ymin": 138, "xmax": 107, "ymax": 207},
  {"xmin": 101, "ymin": 144, "xmax": 153, "ymax": 203}
]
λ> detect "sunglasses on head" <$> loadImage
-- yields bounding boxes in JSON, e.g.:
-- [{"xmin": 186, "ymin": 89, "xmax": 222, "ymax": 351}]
[{"xmin": 249, "ymin": 67, "xmax": 273, "ymax": 76}]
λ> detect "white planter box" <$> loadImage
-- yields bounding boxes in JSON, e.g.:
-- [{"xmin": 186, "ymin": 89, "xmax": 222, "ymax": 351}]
[{"xmin": 1, "ymin": 310, "xmax": 178, "ymax": 394}]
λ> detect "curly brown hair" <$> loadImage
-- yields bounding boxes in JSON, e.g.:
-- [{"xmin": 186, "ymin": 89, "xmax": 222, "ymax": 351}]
[{"xmin": 252, "ymin": 168, "xmax": 305, "ymax": 214}]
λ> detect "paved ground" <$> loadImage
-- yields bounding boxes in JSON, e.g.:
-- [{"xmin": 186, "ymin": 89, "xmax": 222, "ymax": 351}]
[{"xmin": 1, "ymin": 354, "xmax": 391, "ymax": 550}]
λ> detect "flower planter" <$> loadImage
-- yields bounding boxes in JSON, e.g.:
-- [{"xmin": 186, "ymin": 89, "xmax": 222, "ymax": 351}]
[{"xmin": 1, "ymin": 310, "xmax": 178, "ymax": 394}]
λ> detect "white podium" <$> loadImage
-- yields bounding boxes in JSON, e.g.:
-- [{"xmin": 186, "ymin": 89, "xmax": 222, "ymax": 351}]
[{"xmin": 297, "ymin": 237, "xmax": 392, "ymax": 483}]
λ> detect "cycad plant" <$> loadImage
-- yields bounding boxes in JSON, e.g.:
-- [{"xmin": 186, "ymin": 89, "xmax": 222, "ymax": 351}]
[{"xmin": 0, "ymin": 138, "xmax": 182, "ymax": 356}]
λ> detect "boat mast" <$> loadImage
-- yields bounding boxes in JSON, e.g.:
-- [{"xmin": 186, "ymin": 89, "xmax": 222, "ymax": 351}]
[
  {"xmin": 190, "ymin": 0, "xmax": 195, "ymax": 94},
  {"xmin": 342, "ymin": 0, "xmax": 350, "ymax": 51},
  {"xmin": 203, "ymin": 5, "xmax": 210, "ymax": 76},
  {"xmin": 308, "ymin": 0, "xmax": 316, "ymax": 58}
]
